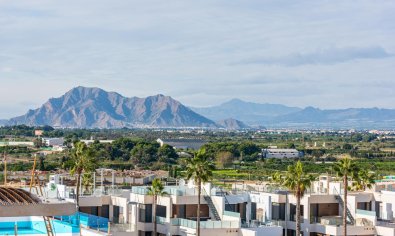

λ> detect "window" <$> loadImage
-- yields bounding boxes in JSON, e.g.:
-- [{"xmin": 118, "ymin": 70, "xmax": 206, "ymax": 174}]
[
  {"xmin": 272, "ymin": 203, "xmax": 285, "ymax": 221},
  {"xmin": 138, "ymin": 231, "xmax": 152, "ymax": 236},
  {"xmin": 251, "ymin": 202, "xmax": 257, "ymax": 220},
  {"xmin": 156, "ymin": 205, "xmax": 166, "ymax": 218},
  {"xmin": 139, "ymin": 204, "xmax": 153, "ymax": 223},
  {"xmin": 290, "ymin": 204, "xmax": 304, "ymax": 222}
]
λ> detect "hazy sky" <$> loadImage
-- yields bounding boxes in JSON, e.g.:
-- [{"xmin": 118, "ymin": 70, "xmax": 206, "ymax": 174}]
[{"xmin": 0, "ymin": 0, "xmax": 394, "ymax": 118}]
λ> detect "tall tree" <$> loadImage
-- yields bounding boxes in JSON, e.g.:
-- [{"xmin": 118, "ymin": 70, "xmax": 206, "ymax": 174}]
[
  {"xmin": 147, "ymin": 178, "xmax": 167, "ymax": 236},
  {"xmin": 186, "ymin": 148, "xmax": 215, "ymax": 236},
  {"xmin": 352, "ymin": 169, "xmax": 375, "ymax": 191},
  {"xmin": 215, "ymin": 151, "xmax": 234, "ymax": 169},
  {"xmin": 333, "ymin": 156, "xmax": 359, "ymax": 236},
  {"xmin": 157, "ymin": 144, "xmax": 178, "ymax": 164},
  {"xmin": 272, "ymin": 161, "xmax": 315, "ymax": 236},
  {"xmin": 70, "ymin": 142, "xmax": 96, "ymax": 207},
  {"xmin": 130, "ymin": 142, "xmax": 159, "ymax": 165}
]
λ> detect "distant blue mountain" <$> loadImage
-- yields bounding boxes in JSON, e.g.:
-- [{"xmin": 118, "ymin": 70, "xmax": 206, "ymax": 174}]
[
  {"xmin": 0, "ymin": 119, "xmax": 7, "ymax": 126},
  {"xmin": 191, "ymin": 100, "xmax": 395, "ymax": 129},
  {"xmin": 216, "ymin": 118, "xmax": 251, "ymax": 130},
  {"xmin": 191, "ymin": 99, "xmax": 301, "ymax": 124},
  {"xmin": 272, "ymin": 107, "xmax": 395, "ymax": 129}
]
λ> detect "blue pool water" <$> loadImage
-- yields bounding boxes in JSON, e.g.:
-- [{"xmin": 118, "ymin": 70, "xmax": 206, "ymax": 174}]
[
  {"xmin": 0, "ymin": 220, "xmax": 80, "ymax": 235},
  {"xmin": 0, "ymin": 229, "xmax": 43, "ymax": 235},
  {"xmin": 0, "ymin": 212, "xmax": 109, "ymax": 235}
]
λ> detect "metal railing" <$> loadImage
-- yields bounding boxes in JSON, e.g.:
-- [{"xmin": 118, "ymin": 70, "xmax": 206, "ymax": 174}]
[
  {"xmin": 156, "ymin": 216, "xmax": 169, "ymax": 225},
  {"xmin": 56, "ymin": 212, "xmax": 109, "ymax": 233},
  {"xmin": 356, "ymin": 209, "xmax": 376, "ymax": 217},
  {"xmin": 131, "ymin": 186, "xmax": 199, "ymax": 196},
  {"xmin": 171, "ymin": 218, "xmax": 240, "ymax": 229},
  {"xmin": 223, "ymin": 211, "xmax": 240, "ymax": 218}
]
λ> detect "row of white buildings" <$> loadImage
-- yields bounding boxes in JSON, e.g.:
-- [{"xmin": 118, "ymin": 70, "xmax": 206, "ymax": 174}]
[{"xmin": 37, "ymin": 174, "xmax": 395, "ymax": 236}]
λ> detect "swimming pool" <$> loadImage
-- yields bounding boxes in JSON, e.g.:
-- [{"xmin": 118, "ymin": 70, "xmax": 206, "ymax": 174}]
[
  {"xmin": 0, "ymin": 213, "xmax": 108, "ymax": 235},
  {"xmin": 0, "ymin": 220, "xmax": 79, "ymax": 235}
]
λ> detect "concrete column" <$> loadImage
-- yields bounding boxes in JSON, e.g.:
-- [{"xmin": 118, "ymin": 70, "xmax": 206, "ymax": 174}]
[
  {"xmin": 246, "ymin": 197, "xmax": 252, "ymax": 224},
  {"xmin": 167, "ymin": 197, "xmax": 172, "ymax": 221},
  {"xmin": 303, "ymin": 198, "xmax": 309, "ymax": 236},
  {"xmin": 109, "ymin": 201, "xmax": 113, "ymax": 222},
  {"xmin": 112, "ymin": 171, "xmax": 115, "ymax": 189},
  {"xmin": 267, "ymin": 196, "xmax": 272, "ymax": 221},
  {"xmin": 285, "ymin": 194, "xmax": 289, "ymax": 236}
]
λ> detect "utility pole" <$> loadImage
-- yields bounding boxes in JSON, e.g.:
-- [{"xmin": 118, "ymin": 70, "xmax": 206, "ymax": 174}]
[{"xmin": 3, "ymin": 145, "xmax": 7, "ymax": 185}]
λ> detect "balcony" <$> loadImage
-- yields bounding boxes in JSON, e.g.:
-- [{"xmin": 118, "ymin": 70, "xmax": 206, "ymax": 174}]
[
  {"xmin": 131, "ymin": 186, "xmax": 199, "ymax": 196},
  {"xmin": 155, "ymin": 215, "xmax": 240, "ymax": 229},
  {"xmin": 223, "ymin": 211, "xmax": 240, "ymax": 218},
  {"xmin": 171, "ymin": 218, "xmax": 240, "ymax": 229},
  {"xmin": 310, "ymin": 216, "xmax": 342, "ymax": 226},
  {"xmin": 356, "ymin": 209, "xmax": 376, "ymax": 217}
]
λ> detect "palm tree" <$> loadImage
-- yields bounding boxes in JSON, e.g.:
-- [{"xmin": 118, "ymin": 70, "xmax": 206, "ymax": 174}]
[
  {"xmin": 82, "ymin": 173, "xmax": 93, "ymax": 194},
  {"xmin": 272, "ymin": 161, "xmax": 315, "ymax": 236},
  {"xmin": 333, "ymin": 156, "xmax": 359, "ymax": 236},
  {"xmin": 70, "ymin": 142, "xmax": 96, "ymax": 207},
  {"xmin": 147, "ymin": 178, "xmax": 167, "ymax": 236},
  {"xmin": 185, "ymin": 148, "xmax": 215, "ymax": 236},
  {"xmin": 352, "ymin": 169, "xmax": 375, "ymax": 191}
]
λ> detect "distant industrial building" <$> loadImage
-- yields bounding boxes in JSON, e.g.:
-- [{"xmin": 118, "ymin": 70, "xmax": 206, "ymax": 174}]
[
  {"xmin": 262, "ymin": 148, "xmax": 303, "ymax": 158},
  {"xmin": 156, "ymin": 138, "xmax": 207, "ymax": 150},
  {"xmin": 42, "ymin": 137, "xmax": 64, "ymax": 147}
]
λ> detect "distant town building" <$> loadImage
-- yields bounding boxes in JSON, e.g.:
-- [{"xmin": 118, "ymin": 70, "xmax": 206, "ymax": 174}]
[
  {"xmin": 42, "ymin": 137, "xmax": 64, "ymax": 147},
  {"xmin": 81, "ymin": 139, "xmax": 114, "ymax": 145},
  {"xmin": 262, "ymin": 148, "xmax": 303, "ymax": 159},
  {"xmin": 0, "ymin": 141, "xmax": 34, "ymax": 147},
  {"xmin": 156, "ymin": 138, "xmax": 207, "ymax": 150},
  {"xmin": 34, "ymin": 130, "xmax": 44, "ymax": 136}
]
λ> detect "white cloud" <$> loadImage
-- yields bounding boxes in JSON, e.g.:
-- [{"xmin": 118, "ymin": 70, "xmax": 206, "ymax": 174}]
[
  {"xmin": 0, "ymin": 67, "xmax": 13, "ymax": 72},
  {"xmin": 234, "ymin": 46, "xmax": 393, "ymax": 66}
]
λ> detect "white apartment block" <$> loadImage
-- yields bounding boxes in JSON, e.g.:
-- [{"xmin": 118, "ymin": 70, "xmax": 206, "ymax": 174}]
[{"xmin": 40, "ymin": 174, "xmax": 395, "ymax": 236}]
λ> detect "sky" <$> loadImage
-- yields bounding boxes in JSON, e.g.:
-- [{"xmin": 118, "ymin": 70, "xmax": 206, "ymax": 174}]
[{"xmin": 0, "ymin": 0, "xmax": 394, "ymax": 118}]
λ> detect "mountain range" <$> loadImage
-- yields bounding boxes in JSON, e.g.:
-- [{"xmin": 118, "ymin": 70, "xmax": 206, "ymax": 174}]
[
  {"xmin": 216, "ymin": 118, "xmax": 250, "ymax": 130},
  {"xmin": 190, "ymin": 99, "xmax": 301, "ymax": 124},
  {"xmin": 192, "ymin": 100, "xmax": 395, "ymax": 129},
  {"xmin": 2, "ymin": 86, "xmax": 395, "ymax": 129}
]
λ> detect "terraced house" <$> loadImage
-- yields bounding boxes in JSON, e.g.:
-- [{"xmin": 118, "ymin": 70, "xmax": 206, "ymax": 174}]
[{"xmin": 3, "ymin": 174, "xmax": 395, "ymax": 235}]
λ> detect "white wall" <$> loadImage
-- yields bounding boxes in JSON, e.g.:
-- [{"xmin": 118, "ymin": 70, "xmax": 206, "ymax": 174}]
[
  {"xmin": 111, "ymin": 196, "xmax": 129, "ymax": 223},
  {"xmin": 211, "ymin": 196, "xmax": 225, "ymax": 219},
  {"xmin": 240, "ymin": 227, "xmax": 282, "ymax": 236},
  {"xmin": 250, "ymin": 193, "xmax": 272, "ymax": 221}
]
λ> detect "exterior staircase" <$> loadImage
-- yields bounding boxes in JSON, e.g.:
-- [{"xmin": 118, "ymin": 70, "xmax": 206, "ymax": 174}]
[
  {"xmin": 202, "ymin": 188, "xmax": 221, "ymax": 221},
  {"xmin": 204, "ymin": 195, "xmax": 221, "ymax": 221},
  {"xmin": 334, "ymin": 190, "xmax": 355, "ymax": 225}
]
